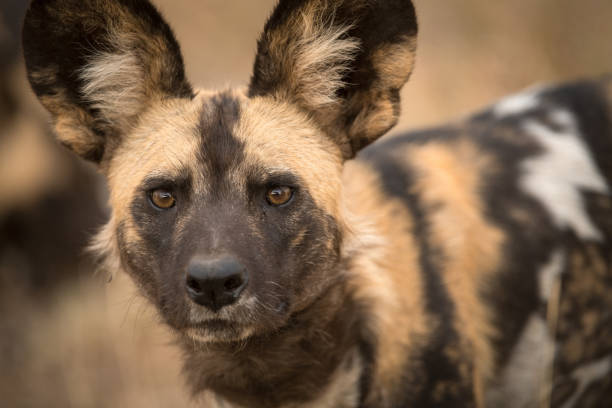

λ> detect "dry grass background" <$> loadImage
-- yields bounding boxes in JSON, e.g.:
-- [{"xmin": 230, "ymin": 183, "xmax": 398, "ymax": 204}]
[{"xmin": 1, "ymin": 1, "xmax": 612, "ymax": 406}]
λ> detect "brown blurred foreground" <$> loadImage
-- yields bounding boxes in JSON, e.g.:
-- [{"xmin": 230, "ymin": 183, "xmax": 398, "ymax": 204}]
[{"xmin": 1, "ymin": 1, "xmax": 611, "ymax": 406}]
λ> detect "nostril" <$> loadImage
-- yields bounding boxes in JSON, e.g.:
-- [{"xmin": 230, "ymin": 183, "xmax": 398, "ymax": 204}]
[
  {"xmin": 186, "ymin": 276, "xmax": 202, "ymax": 294},
  {"xmin": 224, "ymin": 275, "xmax": 243, "ymax": 292},
  {"xmin": 185, "ymin": 256, "xmax": 248, "ymax": 310}
]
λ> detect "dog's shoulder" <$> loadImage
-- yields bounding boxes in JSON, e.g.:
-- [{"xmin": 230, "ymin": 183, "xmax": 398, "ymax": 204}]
[
  {"xmin": 348, "ymin": 77, "xmax": 612, "ymax": 406},
  {"xmin": 358, "ymin": 77, "xmax": 612, "ymax": 247}
]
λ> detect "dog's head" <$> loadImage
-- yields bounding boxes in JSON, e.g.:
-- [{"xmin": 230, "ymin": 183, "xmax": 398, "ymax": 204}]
[{"xmin": 23, "ymin": 0, "xmax": 417, "ymax": 342}]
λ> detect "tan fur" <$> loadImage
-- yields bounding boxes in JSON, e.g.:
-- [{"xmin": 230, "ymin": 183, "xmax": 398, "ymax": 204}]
[
  {"xmin": 347, "ymin": 95, "xmax": 396, "ymax": 147},
  {"xmin": 371, "ymin": 38, "xmax": 418, "ymax": 90},
  {"xmin": 93, "ymin": 94, "xmax": 206, "ymax": 277},
  {"xmin": 236, "ymin": 95, "xmax": 344, "ymax": 218},
  {"xmin": 251, "ymin": 0, "xmax": 417, "ymax": 157},
  {"xmin": 40, "ymin": 91, "xmax": 103, "ymax": 158},
  {"xmin": 79, "ymin": 13, "xmax": 186, "ymax": 130},
  {"xmin": 27, "ymin": 1, "xmax": 560, "ymax": 406},
  {"xmin": 259, "ymin": 0, "xmax": 360, "ymax": 111},
  {"xmin": 26, "ymin": 0, "xmax": 192, "ymax": 160},
  {"xmin": 106, "ymin": 96, "xmax": 204, "ymax": 218},
  {"xmin": 408, "ymin": 140, "xmax": 503, "ymax": 386},
  {"xmin": 80, "ymin": 51, "xmax": 146, "ymax": 127},
  {"xmin": 342, "ymin": 159, "xmax": 430, "ymax": 403},
  {"xmin": 346, "ymin": 36, "xmax": 417, "ymax": 149},
  {"xmin": 88, "ymin": 219, "xmax": 122, "ymax": 280}
]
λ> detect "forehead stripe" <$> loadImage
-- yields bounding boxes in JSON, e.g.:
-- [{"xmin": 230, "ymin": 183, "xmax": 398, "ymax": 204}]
[{"xmin": 198, "ymin": 92, "xmax": 245, "ymax": 179}]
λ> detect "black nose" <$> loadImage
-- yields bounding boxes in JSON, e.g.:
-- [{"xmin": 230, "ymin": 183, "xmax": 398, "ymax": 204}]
[{"xmin": 185, "ymin": 256, "xmax": 248, "ymax": 311}]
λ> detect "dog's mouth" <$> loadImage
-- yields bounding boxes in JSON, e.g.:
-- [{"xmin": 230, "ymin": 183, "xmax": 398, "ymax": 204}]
[
  {"xmin": 184, "ymin": 319, "xmax": 254, "ymax": 343},
  {"xmin": 174, "ymin": 293, "xmax": 292, "ymax": 344}
]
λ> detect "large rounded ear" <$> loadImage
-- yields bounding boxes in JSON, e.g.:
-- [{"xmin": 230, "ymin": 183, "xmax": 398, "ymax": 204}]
[
  {"xmin": 249, "ymin": 0, "xmax": 417, "ymax": 159},
  {"xmin": 22, "ymin": 0, "xmax": 193, "ymax": 163}
]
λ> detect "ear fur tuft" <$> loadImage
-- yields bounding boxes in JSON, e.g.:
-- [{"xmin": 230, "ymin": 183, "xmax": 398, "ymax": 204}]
[
  {"xmin": 22, "ymin": 0, "xmax": 193, "ymax": 163},
  {"xmin": 249, "ymin": 0, "xmax": 418, "ymax": 158}
]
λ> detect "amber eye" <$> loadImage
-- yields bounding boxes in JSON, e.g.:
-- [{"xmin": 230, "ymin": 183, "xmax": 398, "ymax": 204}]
[
  {"xmin": 149, "ymin": 189, "xmax": 176, "ymax": 210},
  {"xmin": 265, "ymin": 186, "xmax": 293, "ymax": 206}
]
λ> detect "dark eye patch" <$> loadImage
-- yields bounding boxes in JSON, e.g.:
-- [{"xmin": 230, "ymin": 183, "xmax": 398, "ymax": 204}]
[
  {"xmin": 246, "ymin": 170, "xmax": 301, "ymax": 206},
  {"xmin": 137, "ymin": 171, "xmax": 193, "ymax": 211},
  {"xmin": 140, "ymin": 168, "xmax": 192, "ymax": 192},
  {"xmin": 141, "ymin": 175, "xmax": 182, "ymax": 192},
  {"xmin": 261, "ymin": 172, "xmax": 300, "ymax": 188},
  {"xmin": 247, "ymin": 170, "xmax": 300, "ymax": 191}
]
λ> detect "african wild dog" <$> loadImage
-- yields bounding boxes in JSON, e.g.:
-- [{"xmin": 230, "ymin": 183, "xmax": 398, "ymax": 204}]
[{"xmin": 22, "ymin": 0, "xmax": 612, "ymax": 406}]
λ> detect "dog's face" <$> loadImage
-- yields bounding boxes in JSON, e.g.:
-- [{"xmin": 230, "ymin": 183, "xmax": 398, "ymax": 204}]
[
  {"xmin": 23, "ymin": 0, "xmax": 417, "ymax": 342},
  {"xmin": 105, "ymin": 91, "xmax": 346, "ymax": 341}
]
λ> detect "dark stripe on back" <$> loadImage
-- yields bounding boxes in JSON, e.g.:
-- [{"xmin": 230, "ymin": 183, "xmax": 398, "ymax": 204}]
[
  {"xmin": 357, "ymin": 338, "xmax": 375, "ymax": 407},
  {"xmin": 361, "ymin": 149, "xmax": 474, "ymax": 406},
  {"xmin": 373, "ymin": 105, "xmax": 559, "ymax": 371},
  {"xmin": 462, "ymin": 115, "xmax": 557, "ymax": 370},
  {"xmin": 358, "ymin": 79, "xmax": 611, "ymax": 390}
]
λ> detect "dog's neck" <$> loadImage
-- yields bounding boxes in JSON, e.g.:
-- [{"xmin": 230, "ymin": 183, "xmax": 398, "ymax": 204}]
[{"xmin": 180, "ymin": 281, "xmax": 367, "ymax": 408}]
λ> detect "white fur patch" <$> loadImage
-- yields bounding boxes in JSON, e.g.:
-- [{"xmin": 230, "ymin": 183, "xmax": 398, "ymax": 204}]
[
  {"xmin": 185, "ymin": 326, "xmax": 255, "ymax": 344},
  {"xmin": 561, "ymin": 355, "xmax": 612, "ymax": 408},
  {"xmin": 187, "ymin": 296, "xmax": 259, "ymax": 343},
  {"xmin": 292, "ymin": 20, "xmax": 360, "ymax": 109},
  {"xmin": 486, "ymin": 314, "xmax": 555, "ymax": 408},
  {"xmin": 538, "ymin": 249, "xmax": 566, "ymax": 301},
  {"xmin": 88, "ymin": 218, "xmax": 122, "ymax": 281},
  {"xmin": 520, "ymin": 110, "xmax": 609, "ymax": 240},
  {"xmin": 494, "ymin": 87, "xmax": 541, "ymax": 117},
  {"xmin": 80, "ymin": 50, "xmax": 145, "ymax": 125}
]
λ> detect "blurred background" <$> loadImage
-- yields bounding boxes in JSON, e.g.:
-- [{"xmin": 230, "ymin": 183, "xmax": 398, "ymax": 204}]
[{"xmin": 1, "ymin": 0, "xmax": 611, "ymax": 406}]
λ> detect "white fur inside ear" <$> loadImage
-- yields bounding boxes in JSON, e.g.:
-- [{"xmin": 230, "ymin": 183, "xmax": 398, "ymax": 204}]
[
  {"xmin": 291, "ymin": 14, "xmax": 360, "ymax": 109},
  {"xmin": 80, "ymin": 50, "xmax": 146, "ymax": 127}
]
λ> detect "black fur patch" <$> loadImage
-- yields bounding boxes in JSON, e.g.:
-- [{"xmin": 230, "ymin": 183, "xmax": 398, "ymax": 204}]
[
  {"xmin": 361, "ymin": 147, "xmax": 475, "ymax": 405},
  {"xmin": 250, "ymin": 0, "xmax": 416, "ymax": 98},
  {"xmin": 356, "ymin": 77, "xmax": 612, "ymax": 396},
  {"xmin": 22, "ymin": 0, "xmax": 193, "ymax": 162},
  {"xmin": 248, "ymin": 0, "xmax": 417, "ymax": 157},
  {"xmin": 23, "ymin": 0, "xmax": 192, "ymax": 102},
  {"xmin": 198, "ymin": 92, "xmax": 246, "ymax": 189}
]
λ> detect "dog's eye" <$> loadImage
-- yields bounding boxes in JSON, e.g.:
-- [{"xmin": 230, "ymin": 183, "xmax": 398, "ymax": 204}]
[
  {"xmin": 266, "ymin": 186, "xmax": 293, "ymax": 206},
  {"xmin": 149, "ymin": 189, "xmax": 176, "ymax": 210}
]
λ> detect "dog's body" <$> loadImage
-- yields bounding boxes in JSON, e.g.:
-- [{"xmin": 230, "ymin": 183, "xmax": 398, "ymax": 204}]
[
  {"xmin": 22, "ymin": 0, "xmax": 612, "ymax": 407},
  {"xmin": 348, "ymin": 79, "xmax": 612, "ymax": 408}
]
